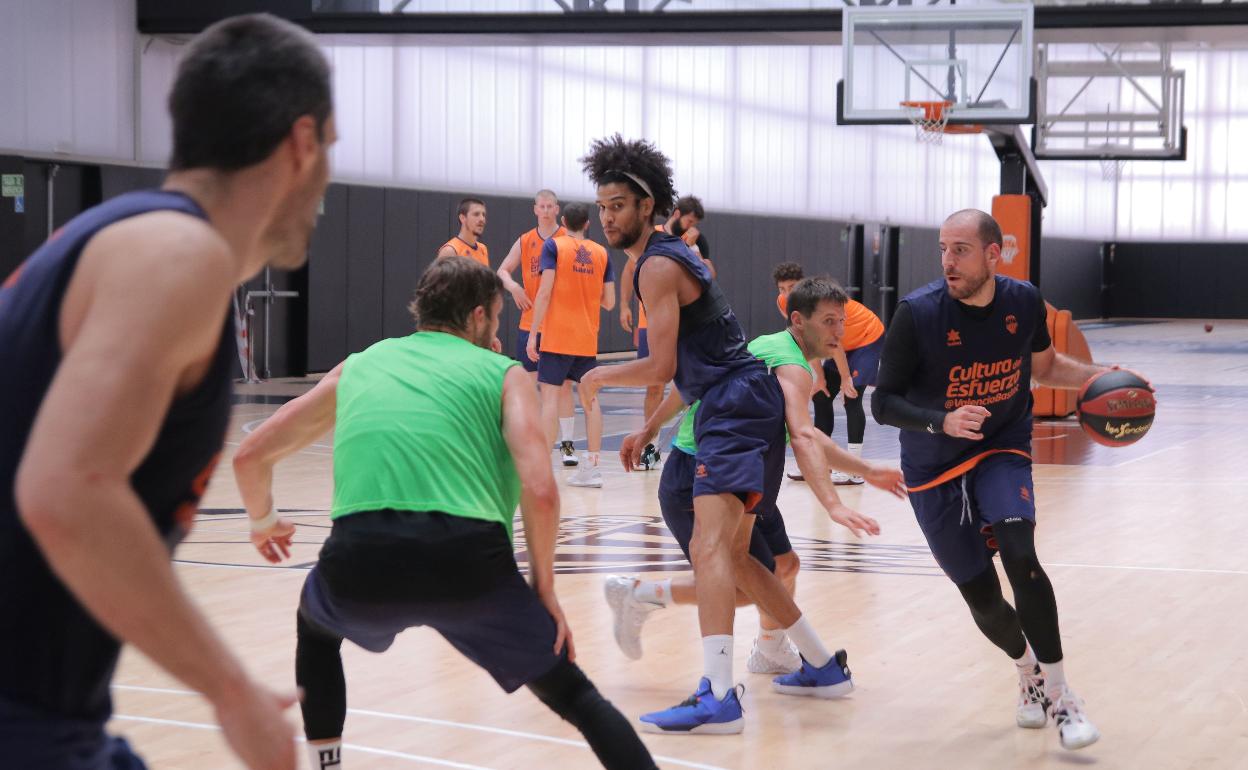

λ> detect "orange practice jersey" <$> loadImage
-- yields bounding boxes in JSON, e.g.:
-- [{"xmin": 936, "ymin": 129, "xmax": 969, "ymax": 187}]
[
  {"xmin": 518, "ymin": 226, "xmax": 565, "ymax": 332},
  {"xmin": 539, "ymin": 235, "xmax": 615, "ymax": 357},
  {"xmin": 442, "ymin": 237, "xmax": 489, "ymax": 267},
  {"xmin": 842, "ymin": 299, "xmax": 884, "ymax": 350}
]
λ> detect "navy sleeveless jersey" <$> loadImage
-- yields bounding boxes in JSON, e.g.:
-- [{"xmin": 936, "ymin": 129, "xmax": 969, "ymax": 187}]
[
  {"xmin": 0, "ymin": 190, "xmax": 235, "ymax": 722},
  {"xmin": 634, "ymin": 232, "xmax": 761, "ymax": 402},
  {"xmin": 897, "ymin": 276, "xmax": 1041, "ymax": 482}
]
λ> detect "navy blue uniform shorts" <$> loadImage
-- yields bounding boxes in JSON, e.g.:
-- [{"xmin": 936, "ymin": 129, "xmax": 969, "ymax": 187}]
[
  {"xmin": 299, "ymin": 509, "xmax": 562, "ymax": 693},
  {"xmin": 692, "ymin": 370, "xmax": 786, "ymax": 507},
  {"xmin": 906, "ymin": 452, "xmax": 1037, "ymax": 585},
  {"xmin": 515, "ymin": 328, "xmax": 540, "ymax": 373},
  {"xmin": 637, "ymin": 328, "xmax": 649, "ymax": 359},
  {"xmin": 537, "ymin": 352, "xmax": 597, "ymax": 386},
  {"xmin": 0, "ymin": 697, "xmax": 146, "ymax": 770},
  {"xmin": 658, "ymin": 447, "xmax": 792, "ymax": 572}
]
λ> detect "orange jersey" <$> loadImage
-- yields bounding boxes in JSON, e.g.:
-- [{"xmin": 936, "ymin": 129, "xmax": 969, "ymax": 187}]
[
  {"xmin": 842, "ymin": 299, "xmax": 884, "ymax": 350},
  {"xmin": 442, "ymin": 236, "xmax": 489, "ymax": 267},
  {"xmin": 539, "ymin": 235, "xmax": 616, "ymax": 357},
  {"xmin": 518, "ymin": 226, "xmax": 565, "ymax": 331}
]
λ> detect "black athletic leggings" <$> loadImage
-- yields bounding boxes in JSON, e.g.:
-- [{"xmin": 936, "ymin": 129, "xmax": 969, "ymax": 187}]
[
  {"xmin": 955, "ymin": 519, "xmax": 1063, "ymax": 663},
  {"xmin": 814, "ymin": 360, "xmax": 866, "ymax": 444},
  {"xmin": 296, "ymin": 614, "xmax": 657, "ymax": 770}
]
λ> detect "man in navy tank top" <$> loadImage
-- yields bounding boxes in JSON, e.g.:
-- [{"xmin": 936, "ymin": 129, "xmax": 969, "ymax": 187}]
[
  {"xmin": 577, "ymin": 136, "xmax": 875, "ymax": 735},
  {"xmin": 873, "ymin": 209, "xmax": 1130, "ymax": 752},
  {"xmin": 0, "ymin": 14, "xmax": 335, "ymax": 770}
]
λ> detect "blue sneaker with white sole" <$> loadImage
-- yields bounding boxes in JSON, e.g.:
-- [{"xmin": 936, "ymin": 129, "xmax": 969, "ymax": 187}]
[
  {"xmin": 770, "ymin": 649, "xmax": 854, "ymax": 699},
  {"xmin": 638, "ymin": 677, "xmax": 744, "ymax": 735}
]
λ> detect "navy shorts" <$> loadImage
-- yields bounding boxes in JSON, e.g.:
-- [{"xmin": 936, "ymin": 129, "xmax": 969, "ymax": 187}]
[
  {"xmin": 637, "ymin": 328, "xmax": 649, "ymax": 359},
  {"xmin": 846, "ymin": 337, "xmax": 883, "ymax": 389},
  {"xmin": 537, "ymin": 353, "xmax": 596, "ymax": 386},
  {"xmin": 0, "ymin": 698, "xmax": 146, "ymax": 770},
  {"xmin": 515, "ymin": 328, "xmax": 539, "ymax": 373},
  {"xmin": 658, "ymin": 448, "xmax": 791, "ymax": 572},
  {"xmin": 299, "ymin": 509, "xmax": 562, "ymax": 693},
  {"xmin": 907, "ymin": 452, "xmax": 1037, "ymax": 585},
  {"xmin": 692, "ymin": 369, "xmax": 787, "ymax": 507}
]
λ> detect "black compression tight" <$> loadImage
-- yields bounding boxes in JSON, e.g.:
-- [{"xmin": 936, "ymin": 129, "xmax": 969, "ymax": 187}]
[
  {"xmin": 296, "ymin": 611, "xmax": 348, "ymax": 740},
  {"xmin": 955, "ymin": 519, "xmax": 1063, "ymax": 663},
  {"xmin": 528, "ymin": 658, "xmax": 658, "ymax": 770}
]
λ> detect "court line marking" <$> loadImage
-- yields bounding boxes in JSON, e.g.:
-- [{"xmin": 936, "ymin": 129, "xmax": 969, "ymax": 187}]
[
  {"xmin": 113, "ymin": 685, "xmax": 729, "ymax": 770},
  {"xmin": 110, "ymin": 714, "xmax": 494, "ymax": 769}
]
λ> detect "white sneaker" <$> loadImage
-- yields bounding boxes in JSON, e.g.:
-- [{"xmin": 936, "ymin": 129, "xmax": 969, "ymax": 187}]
[
  {"xmin": 831, "ymin": 470, "xmax": 864, "ymax": 485},
  {"xmin": 1049, "ymin": 686, "xmax": 1100, "ymax": 750},
  {"xmin": 603, "ymin": 575, "xmax": 660, "ymax": 660},
  {"xmin": 1016, "ymin": 664, "xmax": 1048, "ymax": 728},
  {"xmin": 568, "ymin": 462, "xmax": 603, "ymax": 488},
  {"xmin": 559, "ymin": 441, "xmax": 579, "ymax": 467},
  {"xmin": 747, "ymin": 638, "xmax": 801, "ymax": 674}
]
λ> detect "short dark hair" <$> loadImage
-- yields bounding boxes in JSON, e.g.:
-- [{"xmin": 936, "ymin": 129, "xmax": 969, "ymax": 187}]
[
  {"xmin": 772, "ymin": 262, "xmax": 804, "ymax": 284},
  {"xmin": 786, "ymin": 276, "xmax": 848, "ymax": 319},
  {"xmin": 409, "ymin": 256, "xmax": 502, "ymax": 331},
  {"xmin": 945, "ymin": 208, "xmax": 1003, "ymax": 249},
  {"xmin": 562, "ymin": 203, "xmax": 590, "ymax": 232},
  {"xmin": 458, "ymin": 198, "xmax": 486, "ymax": 218},
  {"xmin": 674, "ymin": 196, "xmax": 705, "ymax": 220},
  {"xmin": 581, "ymin": 134, "xmax": 676, "ymax": 221},
  {"xmin": 168, "ymin": 14, "xmax": 331, "ymax": 172}
]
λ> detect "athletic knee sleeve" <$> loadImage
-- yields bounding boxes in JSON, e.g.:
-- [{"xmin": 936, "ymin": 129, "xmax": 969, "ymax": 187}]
[
  {"xmin": 813, "ymin": 390, "xmax": 835, "ymax": 436},
  {"xmin": 994, "ymin": 520, "xmax": 1063, "ymax": 663},
  {"xmin": 296, "ymin": 611, "xmax": 347, "ymax": 741},
  {"xmin": 956, "ymin": 565, "xmax": 1027, "ymax": 660}
]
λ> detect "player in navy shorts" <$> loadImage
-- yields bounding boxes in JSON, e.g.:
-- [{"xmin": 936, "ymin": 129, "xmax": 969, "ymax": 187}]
[
  {"xmin": 872, "ymin": 209, "xmax": 1137, "ymax": 751},
  {"xmin": 0, "ymin": 15, "xmax": 335, "ymax": 770}
]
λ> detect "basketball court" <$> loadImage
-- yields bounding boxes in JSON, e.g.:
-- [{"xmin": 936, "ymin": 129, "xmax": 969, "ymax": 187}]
[{"xmin": 3, "ymin": 1, "xmax": 1248, "ymax": 768}]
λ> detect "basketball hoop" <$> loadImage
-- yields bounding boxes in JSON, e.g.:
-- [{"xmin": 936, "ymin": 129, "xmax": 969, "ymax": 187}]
[
  {"xmin": 901, "ymin": 101, "xmax": 984, "ymax": 145},
  {"xmin": 1099, "ymin": 157, "xmax": 1127, "ymax": 182}
]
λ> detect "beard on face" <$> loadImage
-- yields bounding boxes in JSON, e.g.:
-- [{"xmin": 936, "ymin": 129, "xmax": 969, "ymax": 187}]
[
  {"xmin": 607, "ymin": 216, "xmax": 646, "ymax": 250},
  {"xmin": 946, "ymin": 266, "xmax": 990, "ymax": 300}
]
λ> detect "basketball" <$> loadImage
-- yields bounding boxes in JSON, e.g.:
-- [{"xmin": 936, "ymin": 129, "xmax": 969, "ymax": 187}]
[{"xmin": 1076, "ymin": 369, "xmax": 1156, "ymax": 447}]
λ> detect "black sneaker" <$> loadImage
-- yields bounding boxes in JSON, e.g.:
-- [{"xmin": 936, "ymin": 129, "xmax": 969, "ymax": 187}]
[
  {"xmin": 640, "ymin": 443, "xmax": 662, "ymax": 471},
  {"xmin": 560, "ymin": 441, "xmax": 579, "ymax": 467}
]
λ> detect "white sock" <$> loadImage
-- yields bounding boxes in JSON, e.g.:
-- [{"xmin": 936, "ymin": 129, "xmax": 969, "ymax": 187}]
[
  {"xmin": 559, "ymin": 417, "xmax": 574, "ymax": 442},
  {"xmin": 848, "ymin": 443, "xmax": 863, "ymax": 457},
  {"xmin": 307, "ymin": 740, "xmax": 342, "ymax": 769},
  {"xmin": 784, "ymin": 615, "xmax": 832, "ymax": 668},
  {"xmin": 702, "ymin": 635, "xmax": 734, "ymax": 700},
  {"xmin": 1040, "ymin": 660, "xmax": 1067, "ymax": 700},
  {"xmin": 1013, "ymin": 645, "xmax": 1038, "ymax": 670},
  {"xmin": 634, "ymin": 579, "xmax": 672, "ymax": 606},
  {"xmin": 755, "ymin": 628, "xmax": 786, "ymax": 656},
  {"xmin": 587, "ymin": 451, "xmax": 600, "ymax": 467}
]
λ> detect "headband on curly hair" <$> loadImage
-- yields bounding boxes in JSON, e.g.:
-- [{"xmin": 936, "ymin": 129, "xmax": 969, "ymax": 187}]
[{"xmin": 580, "ymin": 134, "xmax": 676, "ymax": 220}]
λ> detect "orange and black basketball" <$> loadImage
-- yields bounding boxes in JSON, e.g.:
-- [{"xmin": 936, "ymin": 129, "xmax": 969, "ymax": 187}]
[{"xmin": 1076, "ymin": 369, "xmax": 1156, "ymax": 447}]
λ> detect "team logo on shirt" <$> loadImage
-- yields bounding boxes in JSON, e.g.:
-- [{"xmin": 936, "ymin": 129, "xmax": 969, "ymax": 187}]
[
  {"xmin": 696, "ymin": 463, "xmax": 708, "ymax": 478},
  {"xmin": 572, "ymin": 245, "xmax": 596, "ymax": 275},
  {"xmin": 1005, "ymin": 314, "xmax": 1018, "ymax": 335},
  {"xmin": 1019, "ymin": 485, "xmax": 1031, "ymax": 503},
  {"xmin": 946, "ymin": 329, "xmax": 962, "ymax": 347}
]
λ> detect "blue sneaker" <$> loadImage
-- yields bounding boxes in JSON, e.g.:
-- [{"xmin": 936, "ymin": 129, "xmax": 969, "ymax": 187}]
[
  {"xmin": 638, "ymin": 678, "xmax": 744, "ymax": 735},
  {"xmin": 771, "ymin": 649, "xmax": 854, "ymax": 699}
]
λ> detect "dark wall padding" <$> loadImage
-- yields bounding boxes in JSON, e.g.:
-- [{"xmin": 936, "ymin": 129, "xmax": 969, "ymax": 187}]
[
  {"xmin": 1109, "ymin": 241, "xmax": 1248, "ymax": 319},
  {"xmin": 1040, "ymin": 236, "xmax": 1102, "ymax": 320}
]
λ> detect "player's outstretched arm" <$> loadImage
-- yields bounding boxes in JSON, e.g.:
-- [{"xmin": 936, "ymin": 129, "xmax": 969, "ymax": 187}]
[
  {"xmin": 233, "ymin": 363, "xmax": 343, "ymax": 562},
  {"xmin": 1032, "ymin": 345, "xmax": 1112, "ymax": 390},
  {"xmin": 777, "ymin": 365, "xmax": 880, "ymax": 537},
  {"xmin": 501, "ymin": 366, "xmax": 574, "ymax": 660},
  {"xmin": 14, "ymin": 213, "xmax": 297, "ymax": 770},
  {"xmin": 618, "ymin": 254, "xmax": 637, "ymax": 331}
]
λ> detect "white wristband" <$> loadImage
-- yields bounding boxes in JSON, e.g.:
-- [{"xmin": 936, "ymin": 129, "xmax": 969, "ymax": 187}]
[{"xmin": 249, "ymin": 507, "xmax": 279, "ymax": 533}]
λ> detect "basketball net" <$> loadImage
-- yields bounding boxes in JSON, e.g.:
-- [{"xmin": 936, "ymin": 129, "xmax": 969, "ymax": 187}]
[
  {"xmin": 1100, "ymin": 157, "xmax": 1127, "ymax": 182},
  {"xmin": 902, "ymin": 101, "xmax": 952, "ymax": 145}
]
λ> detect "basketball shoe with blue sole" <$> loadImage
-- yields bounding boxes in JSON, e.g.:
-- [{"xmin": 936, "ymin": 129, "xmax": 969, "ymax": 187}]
[
  {"xmin": 639, "ymin": 678, "xmax": 744, "ymax": 735},
  {"xmin": 771, "ymin": 650, "xmax": 854, "ymax": 698}
]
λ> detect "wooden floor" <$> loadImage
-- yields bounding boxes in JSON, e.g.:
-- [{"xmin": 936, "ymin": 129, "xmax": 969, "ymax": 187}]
[{"xmin": 110, "ymin": 320, "xmax": 1248, "ymax": 769}]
